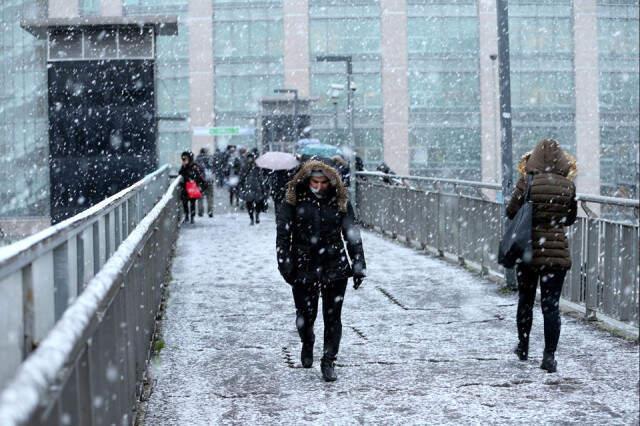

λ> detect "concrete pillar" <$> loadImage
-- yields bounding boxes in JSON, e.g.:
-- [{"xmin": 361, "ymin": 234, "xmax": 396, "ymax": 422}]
[
  {"xmin": 48, "ymin": 0, "xmax": 79, "ymax": 18},
  {"xmin": 380, "ymin": 0, "xmax": 409, "ymax": 175},
  {"xmin": 478, "ymin": 0, "xmax": 500, "ymax": 186},
  {"xmin": 283, "ymin": 0, "xmax": 310, "ymax": 97},
  {"xmin": 188, "ymin": 0, "xmax": 215, "ymax": 153},
  {"xmin": 573, "ymin": 0, "xmax": 600, "ymax": 196},
  {"xmin": 101, "ymin": 0, "xmax": 122, "ymax": 17}
]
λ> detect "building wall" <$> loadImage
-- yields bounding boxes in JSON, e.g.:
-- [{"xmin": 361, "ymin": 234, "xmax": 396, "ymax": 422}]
[
  {"xmin": 213, "ymin": 0, "xmax": 284, "ymax": 150},
  {"xmin": 0, "ymin": 0, "xmax": 49, "ymax": 218},
  {"xmin": 308, "ymin": 0, "xmax": 384, "ymax": 169},
  {"xmin": 0, "ymin": 0, "xmax": 638, "ymax": 223},
  {"xmin": 407, "ymin": 0, "xmax": 481, "ymax": 180},
  {"xmin": 597, "ymin": 0, "xmax": 639, "ymax": 197}
]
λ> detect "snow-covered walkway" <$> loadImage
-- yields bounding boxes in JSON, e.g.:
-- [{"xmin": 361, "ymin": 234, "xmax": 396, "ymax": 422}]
[{"xmin": 143, "ymin": 206, "xmax": 639, "ymax": 425}]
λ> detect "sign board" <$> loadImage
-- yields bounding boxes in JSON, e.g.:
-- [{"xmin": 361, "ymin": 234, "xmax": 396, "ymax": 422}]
[{"xmin": 192, "ymin": 127, "xmax": 255, "ymax": 136}]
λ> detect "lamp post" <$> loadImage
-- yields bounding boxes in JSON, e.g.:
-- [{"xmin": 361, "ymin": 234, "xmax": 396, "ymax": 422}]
[
  {"xmin": 274, "ymin": 88, "xmax": 299, "ymax": 143},
  {"xmin": 316, "ymin": 55, "xmax": 354, "ymax": 147},
  {"xmin": 496, "ymin": 0, "xmax": 516, "ymax": 288}
]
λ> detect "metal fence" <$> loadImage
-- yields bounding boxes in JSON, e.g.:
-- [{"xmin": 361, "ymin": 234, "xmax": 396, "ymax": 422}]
[
  {"xmin": 355, "ymin": 172, "xmax": 640, "ymax": 327},
  {"xmin": 0, "ymin": 169, "xmax": 182, "ymax": 425},
  {"xmin": 0, "ymin": 165, "xmax": 171, "ymax": 388}
]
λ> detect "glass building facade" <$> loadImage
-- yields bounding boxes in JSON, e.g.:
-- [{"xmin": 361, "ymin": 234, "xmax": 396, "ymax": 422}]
[
  {"xmin": 123, "ymin": 0, "xmax": 191, "ymax": 169},
  {"xmin": 213, "ymin": 0, "xmax": 283, "ymax": 148},
  {"xmin": 0, "ymin": 0, "xmax": 49, "ymax": 217},
  {"xmin": 0, "ymin": 0, "xmax": 638, "ymax": 222},
  {"xmin": 309, "ymin": 0, "xmax": 383, "ymax": 168},
  {"xmin": 407, "ymin": 0, "xmax": 481, "ymax": 179},
  {"xmin": 509, "ymin": 0, "xmax": 576, "ymax": 163},
  {"xmin": 598, "ymin": 0, "xmax": 639, "ymax": 197}
]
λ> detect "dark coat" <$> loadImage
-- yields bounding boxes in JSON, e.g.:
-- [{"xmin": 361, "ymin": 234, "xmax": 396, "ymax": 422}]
[
  {"xmin": 276, "ymin": 160, "xmax": 366, "ymax": 286},
  {"xmin": 179, "ymin": 162, "xmax": 206, "ymax": 201},
  {"xmin": 506, "ymin": 139, "xmax": 578, "ymax": 271},
  {"xmin": 239, "ymin": 163, "xmax": 268, "ymax": 203},
  {"xmin": 195, "ymin": 152, "xmax": 215, "ymax": 182}
]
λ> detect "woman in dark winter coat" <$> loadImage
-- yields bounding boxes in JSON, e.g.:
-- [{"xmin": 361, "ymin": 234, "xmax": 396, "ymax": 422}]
[
  {"xmin": 179, "ymin": 151, "xmax": 207, "ymax": 224},
  {"xmin": 238, "ymin": 153, "xmax": 268, "ymax": 225},
  {"xmin": 506, "ymin": 138, "xmax": 578, "ymax": 373},
  {"xmin": 276, "ymin": 160, "xmax": 366, "ymax": 382}
]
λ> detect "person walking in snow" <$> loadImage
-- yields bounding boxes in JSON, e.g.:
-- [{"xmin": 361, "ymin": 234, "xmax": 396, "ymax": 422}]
[
  {"xmin": 195, "ymin": 147, "xmax": 215, "ymax": 217},
  {"xmin": 506, "ymin": 138, "xmax": 578, "ymax": 373},
  {"xmin": 179, "ymin": 151, "xmax": 207, "ymax": 224},
  {"xmin": 276, "ymin": 160, "xmax": 366, "ymax": 382},
  {"xmin": 238, "ymin": 153, "xmax": 268, "ymax": 225}
]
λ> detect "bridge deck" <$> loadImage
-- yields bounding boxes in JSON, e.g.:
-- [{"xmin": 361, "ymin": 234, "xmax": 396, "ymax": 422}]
[{"xmin": 143, "ymin": 205, "xmax": 639, "ymax": 424}]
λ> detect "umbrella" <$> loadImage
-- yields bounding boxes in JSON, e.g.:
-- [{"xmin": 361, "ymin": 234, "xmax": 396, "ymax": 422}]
[
  {"xmin": 298, "ymin": 143, "xmax": 342, "ymax": 158},
  {"xmin": 256, "ymin": 151, "xmax": 299, "ymax": 171},
  {"xmin": 295, "ymin": 138, "xmax": 321, "ymax": 149}
]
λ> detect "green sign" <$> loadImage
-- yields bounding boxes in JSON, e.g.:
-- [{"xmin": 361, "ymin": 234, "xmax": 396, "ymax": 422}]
[{"xmin": 208, "ymin": 127, "xmax": 240, "ymax": 136}]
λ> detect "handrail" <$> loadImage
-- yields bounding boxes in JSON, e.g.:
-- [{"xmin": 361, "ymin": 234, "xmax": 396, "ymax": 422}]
[
  {"xmin": 0, "ymin": 165, "xmax": 170, "ymax": 280},
  {"xmin": 355, "ymin": 171, "xmax": 640, "ymax": 207},
  {"xmin": 0, "ymin": 176, "xmax": 182, "ymax": 425}
]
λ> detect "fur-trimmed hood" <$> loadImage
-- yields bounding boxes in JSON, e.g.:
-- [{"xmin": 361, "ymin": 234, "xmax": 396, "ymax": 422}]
[
  {"xmin": 285, "ymin": 160, "xmax": 349, "ymax": 212},
  {"xmin": 517, "ymin": 139, "xmax": 577, "ymax": 180}
]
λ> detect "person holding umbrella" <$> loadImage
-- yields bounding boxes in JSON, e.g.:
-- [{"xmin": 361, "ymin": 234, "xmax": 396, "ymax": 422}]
[{"xmin": 276, "ymin": 160, "xmax": 366, "ymax": 382}]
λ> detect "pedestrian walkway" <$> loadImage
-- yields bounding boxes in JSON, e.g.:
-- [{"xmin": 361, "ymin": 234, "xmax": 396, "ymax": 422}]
[{"xmin": 143, "ymin": 208, "xmax": 639, "ymax": 425}]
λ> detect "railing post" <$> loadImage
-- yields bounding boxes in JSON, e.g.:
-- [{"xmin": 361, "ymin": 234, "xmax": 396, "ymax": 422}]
[
  {"xmin": 0, "ymin": 271, "xmax": 23, "ymax": 386},
  {"xmin": 30, "ymin": 252, "xmax": 56, "ymax": 347}
]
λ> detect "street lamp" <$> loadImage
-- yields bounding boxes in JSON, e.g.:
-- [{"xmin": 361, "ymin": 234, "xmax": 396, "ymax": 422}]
[
  {"xmin": 316, "ymin": 55, "xmax": 354, "ymax": 147},
  {"xmin": 274, "ymin": 88, "xmax": 298, "ymax": 143},
  {"xmin": 496, "ymin": 0, "xmax": 516, "ymax": 289}
]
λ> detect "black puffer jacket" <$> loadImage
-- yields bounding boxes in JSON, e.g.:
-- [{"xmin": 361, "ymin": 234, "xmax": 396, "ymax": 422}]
[
  {"xmin": 506, "ymin": 139, "xmax": 578, "ymax": 271},
  {"xmin": 276, "ymin": 160, "xmax": 366, "ymax": 285}
]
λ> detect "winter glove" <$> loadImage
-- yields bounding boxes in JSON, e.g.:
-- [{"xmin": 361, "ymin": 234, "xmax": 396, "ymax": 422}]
[
  {"xmin": 353, "ymin": 276, "xmax": 365, "ymax": 290},
  {"xmin": 278, "ymin": 259, "xmax": 295, "ymax": 286}
]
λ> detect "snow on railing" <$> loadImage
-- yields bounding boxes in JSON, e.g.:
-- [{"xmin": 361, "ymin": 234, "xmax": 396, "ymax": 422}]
[
  {"xmin": 355, "ymin": 172, "xmax": 640, "ymax": 332},
  {"xmin": 0, "ymin": 165, "xmax": 171, "ymax": 390},
  {"xmin": 0, "ymin": 173, "xmax": 182, "ymax": 426}
]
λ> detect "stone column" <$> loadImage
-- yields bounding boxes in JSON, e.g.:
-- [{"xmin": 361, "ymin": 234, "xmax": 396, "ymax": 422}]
[
  {"xmin": 48, "ymin": 0, "xmax": 79, "ymax": 18},
  {"xmin": 283, "ymin": 0, "xmax": 310, "ymax": 97},
  {"xmin": 380, "ymin": 0, "xmax": 409, "ymax": 174},
  {"xmin": 101, "ymin": 0, "xmax": 122, "ymax": 17},
  {"xmin": 478, "ymin": 0, "xmax": 500, "ymax": 186},
  {"xmin": 573, "ymin": 0, "xmax": 600, "ymax": 196},
  {"xmin": 188, "ymin": 0, "xmax": 215, "ymax": 153}
]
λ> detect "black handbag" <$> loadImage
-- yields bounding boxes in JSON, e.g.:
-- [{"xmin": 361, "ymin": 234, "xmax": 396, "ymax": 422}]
[{"xmin": 498, "ymin": 174, "xmax": 534, "ymax": 268}]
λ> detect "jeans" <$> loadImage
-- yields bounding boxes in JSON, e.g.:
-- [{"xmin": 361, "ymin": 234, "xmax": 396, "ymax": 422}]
[
  {"xmin": 516, "ymin": 265, "xmax": 566, "ymax": 354},
  {"xmin": 198, "ymin": 183, "xmax": 214, "ymax": 216},
  {"xmin": 292, "ymin": 279, "xmax": 348, "ymax": 361}
]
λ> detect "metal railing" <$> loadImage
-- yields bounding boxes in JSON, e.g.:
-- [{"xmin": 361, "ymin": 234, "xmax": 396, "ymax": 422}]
[
  {"xmin": 355, "ymin": 171, "xmax": 640, "ymax": 327},
  {"xmin": 0, "ymin": 165, "xmax": 171, "ymax": 389},
  {"xmin": 0, "ymin": 170, "xmax": 182, "ymax": 425}
]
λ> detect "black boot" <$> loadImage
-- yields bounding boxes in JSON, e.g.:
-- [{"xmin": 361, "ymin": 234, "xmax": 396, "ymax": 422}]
[
  {"xmin": 301, "ymin": 343, "xmax": 313, "ymax": 368},
  {"xmin": 540, "ymin": 351, "xmax": 557, "ymax": 373},
  {"xmin": 320, "ymin": 358, "xmax": 337, "ymax": 382},
  {"xmin": 513, "ymin": 341, "xmax": 528, "ymax": 361}
]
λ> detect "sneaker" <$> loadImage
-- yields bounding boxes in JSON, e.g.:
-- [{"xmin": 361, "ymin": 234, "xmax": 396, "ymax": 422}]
[
  {"xmin": 320, "ymin": 359, "xmax": 337, "ymax": 382},
  {"xmin": 540, "ymin": 351, "xmax": 557, "ymax": 373}
]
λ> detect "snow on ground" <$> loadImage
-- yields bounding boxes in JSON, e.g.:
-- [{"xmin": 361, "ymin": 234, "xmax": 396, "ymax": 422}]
[{"xmin": 143, "ymin": 201, "xmax": 639, "ymax": 425}]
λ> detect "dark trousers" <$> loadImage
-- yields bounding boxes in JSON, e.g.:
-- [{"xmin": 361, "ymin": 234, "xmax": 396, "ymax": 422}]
[
  {"xmin": 292, "ymin": 279, "xmax": 348, "ymax": 361},
  {"xmin": 197, "ymin": 184, "xmax": 214, "ymax": 216},
  {"xmin": 246, "ymin": 201, "xmax": 260, "ymax": 222},
  {"xmin": 182, "ymin": 199, "xmax": 196, "ymax": 220},
  {"xmin": 516, "ymin": 265, "xmax": 566, "ymax": 354}
]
